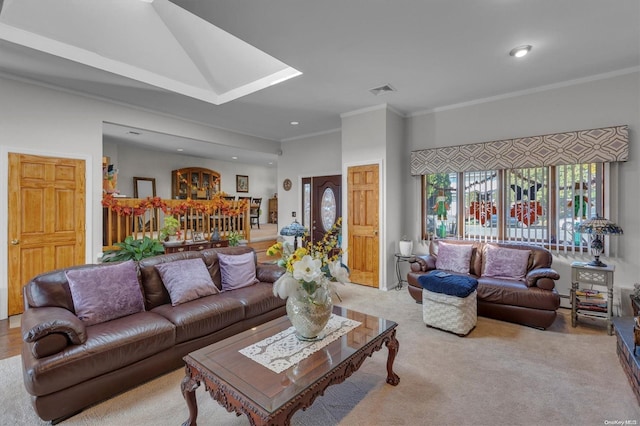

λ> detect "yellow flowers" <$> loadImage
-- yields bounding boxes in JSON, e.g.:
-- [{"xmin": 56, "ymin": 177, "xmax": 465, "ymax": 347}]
[{"xmin": 266, "ymin": 241, "xmax": 283, "ymax": 257}]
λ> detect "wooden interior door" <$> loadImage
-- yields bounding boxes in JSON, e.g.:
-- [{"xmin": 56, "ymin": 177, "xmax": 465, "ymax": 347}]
[
  {"xmin": 8, "ymin": 153, "xmax": 86, "ymax": 315},
  {"xmin": 310, "ymin": 175, "xmax": 341, "ymax": 245},
  {"xmin": 347, "ymin": 164, "xmax": 379, "ymax": 287}
]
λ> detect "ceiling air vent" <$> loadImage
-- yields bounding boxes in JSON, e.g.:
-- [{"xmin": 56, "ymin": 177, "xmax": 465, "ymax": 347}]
[{"xmin": 369, "ymin": 84, "xmax": 396, "ymax": 96}]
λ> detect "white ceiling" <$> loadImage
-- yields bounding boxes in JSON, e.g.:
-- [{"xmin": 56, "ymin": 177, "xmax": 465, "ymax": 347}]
[{"xmin": 0, "ymin": 0, "xmax": 638, "ymax": 160}]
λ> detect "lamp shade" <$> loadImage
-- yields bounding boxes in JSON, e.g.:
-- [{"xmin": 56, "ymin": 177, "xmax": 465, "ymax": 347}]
[
  {"xmin": 574, "ymin": 216, "xmax": 622, "ymax": 267},
  {"xmin": 280, "ymin": 220, "xmax": 306, "ymax": 237},
  {"xmin": 280, "ymin": 220, "xmax": 307, "ymax": 250},
  {"xmin": 574, "ymin": 216, "xmax": 623, "ymax": 235}
]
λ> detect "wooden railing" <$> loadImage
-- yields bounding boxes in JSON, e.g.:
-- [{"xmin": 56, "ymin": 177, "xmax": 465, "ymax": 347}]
[{"xmin": 102, "ymin": 198, "xmax": 250, "ymax": 250}]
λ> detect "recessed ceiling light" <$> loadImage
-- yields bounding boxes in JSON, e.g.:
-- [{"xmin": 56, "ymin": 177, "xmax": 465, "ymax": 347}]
[
  {"xmin": 176, "ymin": 148, "xmax": 184, "ymax": 152},
  {"xmin": 509, "ymin": 45, "xmax": 532, "ymax": 58},
  {"xmin": 232, "ymin": 156, "xmax": 238, "ymax": 160},
  {"xmin": 268, "ymin": 162, "xmax": 273, "ymax": 165},
  {"xmin": 290, "ymin": 121, "xmax": 299, "ymax": 126}
]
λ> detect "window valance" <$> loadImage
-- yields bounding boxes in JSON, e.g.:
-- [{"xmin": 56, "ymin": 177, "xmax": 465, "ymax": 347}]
[{"xmin": 410, "ymin": 125, "xmax": 628, "ymax": 175}]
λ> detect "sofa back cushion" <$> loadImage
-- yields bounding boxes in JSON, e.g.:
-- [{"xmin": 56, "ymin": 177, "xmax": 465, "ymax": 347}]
[
  {"xmin": 201, "ymin": 246, "xmax": 257, "ymax": 290},
  {"xmin": 138, "ymin": 251, "xmax": 203, "ymax": 309},
  {"xmin": 25, "ymin": 268, "xmax": 79, "ymax": 311},
  {"xmin": 431, "ymin": 240, "xmax": 483, "ymax": 276},
  {"xmin": 66, "ymin": 260, "xmax": 145, "ymax": 326},
  {"xmin": 434, "ymin": 242, "xmax": 474, "ymax": 274},
  {"xmin": 218, "ymin": 251, "xmax": 260, "ymax": 291},
  {"xmin": 482, "ymin": 244, "xmax": 531, "ymax": 281},
  {"xmin": 155, "ymin": 258, "xmax": 219, "ymax": 306}
]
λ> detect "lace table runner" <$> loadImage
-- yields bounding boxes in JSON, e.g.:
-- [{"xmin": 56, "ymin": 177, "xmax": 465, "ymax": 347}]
[{"xmin": 238, "ymin": 314, "xmax": 361, "ymax": 373}]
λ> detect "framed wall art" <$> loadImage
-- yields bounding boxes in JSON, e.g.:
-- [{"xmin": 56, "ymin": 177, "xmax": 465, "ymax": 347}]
[{"xmin": 236, "ymin": 175, "xmax": 249, "ymax": 193}]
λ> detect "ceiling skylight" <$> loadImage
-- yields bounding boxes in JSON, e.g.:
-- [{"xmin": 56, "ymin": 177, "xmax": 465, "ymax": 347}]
[{"xmin": 0, "ymin": 0, "xmax": 301, "ymax": 104}]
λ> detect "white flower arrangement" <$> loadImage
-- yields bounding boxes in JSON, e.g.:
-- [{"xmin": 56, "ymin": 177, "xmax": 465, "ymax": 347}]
[{"xmin": 268, "ymin": 219, "xmax": 349, "ymax": 303}]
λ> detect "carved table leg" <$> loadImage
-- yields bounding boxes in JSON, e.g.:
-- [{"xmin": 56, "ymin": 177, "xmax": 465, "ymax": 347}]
[
  {"xmin": 181, "ymin": 370, "xmax": 200, "ymax": 426},
  {"xmin": 385, "ymin": 329, "xmax": 400, "ymax": 386}
]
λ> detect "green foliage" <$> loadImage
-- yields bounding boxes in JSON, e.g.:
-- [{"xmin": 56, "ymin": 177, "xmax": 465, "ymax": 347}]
[
  {"xmin": 102, "ymin": 236, "xmax": 164, "ymax": 262},
  {"xmin": 159, "ymin": 216, "xmax": 180, "ymax": 240},
  {"xmin": 227, "ymin": 231, "xmax": 241, "ymax": 246}
]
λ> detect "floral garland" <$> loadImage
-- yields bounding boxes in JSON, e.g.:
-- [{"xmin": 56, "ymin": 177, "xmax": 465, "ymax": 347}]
[{"xmin": 101, "ymin": 193, "xmax": 249, "ymax": 217}]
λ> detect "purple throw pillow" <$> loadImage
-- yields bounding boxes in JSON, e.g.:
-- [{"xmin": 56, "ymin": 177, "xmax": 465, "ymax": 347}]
[
  {"xmin": 155, "ymin": 258, "xmax": 218, "ymax": 306},
  {"xmin": 435, "ymin": 243, "xmax": 473, "ymax": 274},
  {"xmin": 218, "ymin": 252, "xmax": 259, "ymax": 291},
  {"xmin": 483, "ymin": 245, "xmax": 531, "ymax": 281},
  {"xmin": 66, "ymin": 260, "xmax": 145, "ymax": 326}
]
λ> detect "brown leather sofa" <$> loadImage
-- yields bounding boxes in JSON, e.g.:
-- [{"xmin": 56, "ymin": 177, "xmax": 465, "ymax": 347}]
[
  {"xmin": 407, "ymin": 240, "xmax": 561, "ymax": 329},
  {"xmin": 20, "ymin": 246, "xmax": 286, "ymax": 423}
]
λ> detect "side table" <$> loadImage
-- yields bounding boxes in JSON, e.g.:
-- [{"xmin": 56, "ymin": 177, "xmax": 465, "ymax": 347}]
[
  {"xmin": 394, "ymin": 253, "xmax": 414, "ymax": 291},
  {"xmin": 163, "ymin": 239, "xmax": 229, "ymax": 254},
  {"xmin": 570, "ymin": 261, "xmax": 614, "ymax": 335}
]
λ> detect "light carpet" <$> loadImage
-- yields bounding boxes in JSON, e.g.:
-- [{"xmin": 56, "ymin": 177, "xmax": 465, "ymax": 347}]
[{"xmin": 3, "ymin": 283, "xmax": 640, "ymax": 426}]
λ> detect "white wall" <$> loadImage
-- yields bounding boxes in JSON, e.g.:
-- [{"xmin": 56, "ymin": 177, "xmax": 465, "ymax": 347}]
[
  {"xmin": 0, "ymin": 75, "xmax": 280, "ymax": 319},
  {"xmin": 341, "ymin": 105, "xmax": 396, "ymax": 290},
  {"xmin": 385, "ymin": 108, "xmax": 406, "ymax": 289},
  {"xmin": 405, "ymin": 71, "xmax": 640, "ymax": 314},
  {"xmin": 277, "ymin": 131, "xmax": 342, "ymax": 225}
]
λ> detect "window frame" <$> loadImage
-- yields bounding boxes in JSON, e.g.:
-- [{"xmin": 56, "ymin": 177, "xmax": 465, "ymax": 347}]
[{"xmin": 421, "ymin": 162, "xmax": 607, "ymax": 252}]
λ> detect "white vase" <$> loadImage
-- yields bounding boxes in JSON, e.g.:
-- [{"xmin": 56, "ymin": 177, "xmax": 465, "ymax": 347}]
[{"xmin": 399, "ymin": 240, "xmax": 413, "ymax": 256}]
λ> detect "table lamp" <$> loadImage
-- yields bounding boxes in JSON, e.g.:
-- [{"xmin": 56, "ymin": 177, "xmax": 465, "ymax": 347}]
[
  {"xmin": 280, "ymin": 220, "xmax": 307, "ymax": 250},
  {"xmin": 575, "ymin": 216, "xmax": 623, "ymax": 267}
]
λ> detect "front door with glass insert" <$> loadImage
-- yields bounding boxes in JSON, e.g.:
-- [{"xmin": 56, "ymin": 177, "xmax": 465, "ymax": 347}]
[{"xmin": 302, "ymin": 175, "xmax": 342, "ymax": 247}]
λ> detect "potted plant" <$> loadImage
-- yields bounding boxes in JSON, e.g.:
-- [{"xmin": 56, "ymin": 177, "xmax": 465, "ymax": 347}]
[
  {"xmin": 160, "ymin": 216, "xmax": 181, "ymax": 241},
  {"xmin": 227, "ymin": 231, "xmax": 241, "ymax": 247},
  {"xmin": 102, "ymin": 236, "xmax": 164, "ymax": 262}
]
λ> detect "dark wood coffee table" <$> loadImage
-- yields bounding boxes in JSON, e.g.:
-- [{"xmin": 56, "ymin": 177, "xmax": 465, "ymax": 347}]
[{"xmin": 181, "ymin": 306, "xmax": 399, "ymax": 426}]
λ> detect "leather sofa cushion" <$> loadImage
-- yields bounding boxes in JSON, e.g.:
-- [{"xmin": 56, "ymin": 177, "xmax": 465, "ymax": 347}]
[
  {"xmin": 477, "ymin": 277, "xmax": 560, "ymax": 311},
  {"xmin": 151, "ymin": 293, "xmax": 245, "ymax": 344},
  {"xmin": 30, "ymin": 333, "xmax": 69, "ymax": 359},
  {"xmin": 22, "ymin": 306, "xmax": 86, "ymax": 345},
  {"xmin": 25, "ymin": 266, "xmax": 92, "ymax": 312},
  {"xmin": 23, "ymin": 311, "xmax": 176, "ymax": 396},
  {"xmin": 227, "ymin": 283, "xmax": 286, "ymax": 318}
]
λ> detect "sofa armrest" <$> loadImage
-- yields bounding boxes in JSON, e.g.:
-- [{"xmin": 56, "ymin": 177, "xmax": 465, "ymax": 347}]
[
  {"xmin": 525, "ymin": 268, "xmax": 560, "ymax": 290},
  {"xmin": 256, "ymin": 262, "xmax": 286, "ymax": 283},
  {"xmin": 22, "ymin": 306, "xmax": 87, "ymax": 346},
  {"xmin": 409, "ymin": 255, "xmax": 437, "ymax": 272}
]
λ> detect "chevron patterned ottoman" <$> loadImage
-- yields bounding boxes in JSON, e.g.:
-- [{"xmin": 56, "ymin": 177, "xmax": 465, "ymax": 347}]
[{"xmin": 419, "ymin": 271, "xmax": 478, "ymax": 336}]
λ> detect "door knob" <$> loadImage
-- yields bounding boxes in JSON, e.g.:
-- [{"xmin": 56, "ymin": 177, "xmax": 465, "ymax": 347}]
[
  {"xmin": 11, "ymin": 239, "xmax": 20, "ymax": 245},
  {"xmin": 373, "ymin": 230, "xmax": 378, "ymax": 236}
]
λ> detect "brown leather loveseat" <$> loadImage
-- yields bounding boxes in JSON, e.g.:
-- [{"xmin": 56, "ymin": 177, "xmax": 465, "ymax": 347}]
[
  {"xmin": 20, "ymin": 246, "xmax": 285, "ymax": 423},
  {"xmin": 407, "ymin": 239, "xmax": 561, "ymax": 329}
]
